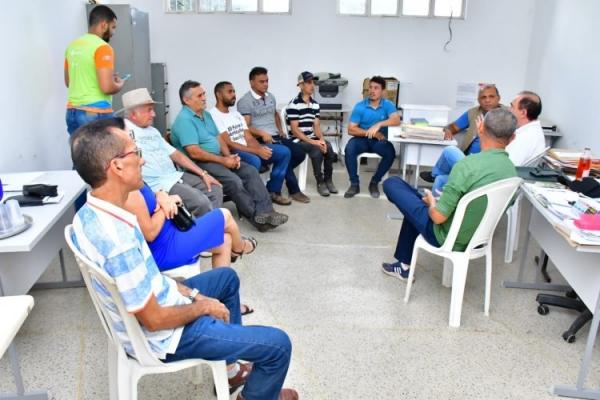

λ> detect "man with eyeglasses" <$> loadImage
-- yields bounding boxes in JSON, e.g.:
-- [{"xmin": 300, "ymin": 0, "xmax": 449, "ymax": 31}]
[
  {"xmin": 69, "ymin": 118, "xmax": 299, "ymax": 400},
  {"xmin": 171, "ymin": 80, "xmax": 289, "ymax": 232},
  {"xmin": 120, "ymin": 88, "xmax": 223, "ymax": 217}
]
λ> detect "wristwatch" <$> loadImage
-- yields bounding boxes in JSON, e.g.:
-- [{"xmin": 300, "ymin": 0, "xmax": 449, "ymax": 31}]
[{"xmin": 187, "ymin": 288, "xmax": 199, "ymax": 302}]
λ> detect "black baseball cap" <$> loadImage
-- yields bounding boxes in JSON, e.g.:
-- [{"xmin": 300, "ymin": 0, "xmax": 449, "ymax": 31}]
[{"xmin": 297, "ymin": 71, "xmax": 317, "ymax": 85}]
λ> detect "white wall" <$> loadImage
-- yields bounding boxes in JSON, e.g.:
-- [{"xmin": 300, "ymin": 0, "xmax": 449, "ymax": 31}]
[
  {"xmin": 0, "ymin": 0, "xmax": 540, "ymax": 173},
  {"xmin": 124, "ymin": 0, "xmax": 536, "ymax": 121},
  {"xmin": 525, "ymin": 0, "xmax": 600, "ymax": 149},
  {"xmin": 0, "ymin": 1, "xmax": 87, "ymax": 172}
]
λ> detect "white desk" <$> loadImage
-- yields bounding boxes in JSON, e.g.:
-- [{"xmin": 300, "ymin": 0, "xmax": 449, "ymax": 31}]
[
  {"xmin": 503, "ymin": 184, "xmax": 600, "ymax": 399},
  {"xmin": 388, "ymin": 126, "xmax": 457, "ymax": 187},
  {"xmin": 0, "ymin": 295, "xmax": 47, "ymax": 399},
  {"xmin": 0, "ymin": 170, "xmax": 86, "ymax": 296}
]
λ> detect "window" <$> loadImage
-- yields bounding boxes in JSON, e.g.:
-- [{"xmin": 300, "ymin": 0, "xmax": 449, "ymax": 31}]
[
  {"xmin": 433, "ymin": 0, "xmax": 463, "ymax": 17},
  {"xmin": 198, "ymin": 0, "xmax": 226, "ymax": 12},
  {"xmin": 194, "ymin": 0, "xmax": 290, "ymax": 13},
  {"xmin": 402, "ymin": 0, "xmax": 428, "ymax": 16},
  {"xmin": 338, "ymin": 0, "xmax": 465, "ymax": 18},
  {"xmin": 339, "ymin": 0, "xmax": 367, "ymax": 15},
  {"xmin": 231, "ymin": 0, "xmax": 258, "ymax": 12},
  {"xmin": 371, "ymin": 0, "xmax": 397, "ymax": 16},
  {"xmin": 165, "ymin": 0, "xmax": 195, "ymax": 13}
]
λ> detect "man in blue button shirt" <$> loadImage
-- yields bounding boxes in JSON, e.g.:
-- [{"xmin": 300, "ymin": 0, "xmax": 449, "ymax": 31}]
[{"xmin": 344, "ymin": 76, "xmax": 400, "ymax": 199}]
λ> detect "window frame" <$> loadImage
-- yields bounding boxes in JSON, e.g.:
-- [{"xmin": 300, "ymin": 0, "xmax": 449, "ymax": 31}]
[
  {"xmin": 192, "ymin": 0, "xmax": 292, "ymax": 14},
  {"xmin": 165, "ymin": 0, "xmax": 197, "ymax": 13},
  {"xmin": 337, "ymin": 0, "xmax": 466, "ymax": 19}
]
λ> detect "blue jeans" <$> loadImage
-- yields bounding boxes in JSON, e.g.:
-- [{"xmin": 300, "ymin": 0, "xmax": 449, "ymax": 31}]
[
  {"xmin": 344, "ymin": 137, "xmax": 396, "ymax": 185},
  {"xmin": 431, "ymin": 146, "xmax": 465, "ymax": 194},
  {"xmin": 383, "ymin": 176, "xmax": 439, "ymax": 264},
  {"xmin": 165, "ymin": 268, "xmax": 292, "ymax": 400},
  {"xmin": 236, "ymin": 144, "xmax": 291, "ymax": 194},
  {"xmin": 65, "ymin": 108, "xmax": 114, "ymax": 135},
  {"xmin": 279, "ymin": 138, "xmax": 306, "ymax": 195}
]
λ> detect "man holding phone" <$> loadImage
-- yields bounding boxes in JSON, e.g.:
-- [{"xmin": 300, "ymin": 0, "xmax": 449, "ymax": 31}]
[
  {"xmin": 64, "ymin": 5, "xmax": 125, "ymax": 135},
  {"xmin": 381, "ymin": 108, "xmax": 518, "ymax": 281}
]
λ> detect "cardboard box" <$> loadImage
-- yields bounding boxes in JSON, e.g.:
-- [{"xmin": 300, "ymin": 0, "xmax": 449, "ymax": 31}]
[{"xmin": 362, "ymin": 77, "xmax": 400, "ymax": 107}]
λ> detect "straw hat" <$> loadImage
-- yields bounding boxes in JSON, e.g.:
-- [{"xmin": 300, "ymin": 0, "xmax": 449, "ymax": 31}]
[{"xmin": 115, "ymin": 88, "xmax": 161, "ymax": 114}]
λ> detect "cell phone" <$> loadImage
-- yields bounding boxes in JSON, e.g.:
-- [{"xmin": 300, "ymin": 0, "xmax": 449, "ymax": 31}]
[{"xmin": 120, "ymin": 73, "xmax": 132, "ymax": 81}]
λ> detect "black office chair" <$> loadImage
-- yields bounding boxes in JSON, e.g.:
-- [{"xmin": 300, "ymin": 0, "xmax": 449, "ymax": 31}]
[{"xmin": 535, "ymin": 254, "xmax": 593, "ymax": 343}]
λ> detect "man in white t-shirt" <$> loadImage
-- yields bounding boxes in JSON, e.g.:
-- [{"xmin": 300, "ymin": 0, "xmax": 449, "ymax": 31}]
[
  {"xmin": 210, "ymin": 81, "xmax": 292, "ymax": 206},
  {"xmin": 506, "ymin": 90, "xmax": 546, "ymax": 165},
  {"xmin": 121, "ymin": 88, "xmax": 223, "ymax": 217}
]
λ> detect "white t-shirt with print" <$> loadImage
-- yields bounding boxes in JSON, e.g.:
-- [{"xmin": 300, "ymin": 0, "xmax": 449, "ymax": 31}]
[{"xmin": 209, "ymin": 107, "xmax": 248, "ymax": 146}]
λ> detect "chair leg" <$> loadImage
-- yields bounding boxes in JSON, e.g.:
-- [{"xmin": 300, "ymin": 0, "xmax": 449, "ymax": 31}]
[
  {"xmin": 117, "ymin": 355, "xmax": 134, "ymax": 400},
  {"xmin": 189, "ymin": 365, "xmax": 203, "ymax": 385},
  {"xmin": 484, "ymin": 248, "xmax": 492, "ymax": 317},
  {"xmin": 449, "ymin": 258, "xmax": 469, "ymax": 328},
  {"xmin": 404, "ymin": 241, "xmax": 421, "ymax": 303},
  {"xmin": 209, "ymin": 361, "xmax": 230, "ymax": 400},
  {"xmin": 107, "ymin": 344, "xmax": 119, "ymax": 400},
  {"xmin": 298, "ymin": 157, "xmax": 308, "ymax": 192},
  {"xmin": 504, "ymin": 207, "xmax": 517, "ymax": 263}
]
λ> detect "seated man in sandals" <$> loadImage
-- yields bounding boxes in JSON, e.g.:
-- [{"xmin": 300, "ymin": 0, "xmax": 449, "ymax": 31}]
[
  {"xmin": 70, "ymin": 118, "xmax": 298, "ymax": 400},
  {"xmin": 381, "ymin": 108, "xmax": 517, "ymax": 281}
]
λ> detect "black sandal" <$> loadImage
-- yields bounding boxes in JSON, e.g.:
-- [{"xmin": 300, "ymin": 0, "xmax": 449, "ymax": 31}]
[
  {"xmin": 241, "ymin": 304, "xmax": 255, "ymax": 316},
  {"xmin": 231, "ymin": 236, "xmax": 258, "ymax": 263}
]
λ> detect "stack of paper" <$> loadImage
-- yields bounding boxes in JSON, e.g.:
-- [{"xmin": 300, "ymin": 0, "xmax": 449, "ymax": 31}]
[
  {"xmin": 526, "ymin": 183, "xmax": 600, "ymax": 246},
  {"xmin": 545, "ymin": 149, "xmax": 600, "ymax": 176},
  {"xmin": 400, "ymin": 124, "xmax": 445, "ymax": 140}
]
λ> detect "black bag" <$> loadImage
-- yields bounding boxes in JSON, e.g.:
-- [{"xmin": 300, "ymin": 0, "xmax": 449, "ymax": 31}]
[
  {"xmin": 171, "ymin": 204, "xmax": 196, "ymax": 232},
  {"xmin": 558, "ymin": 176, "xmax": 600, "ymax": 198},
  {"xmin": 22, "ymin": 184, "xmax": 57, "ymax": 198}
]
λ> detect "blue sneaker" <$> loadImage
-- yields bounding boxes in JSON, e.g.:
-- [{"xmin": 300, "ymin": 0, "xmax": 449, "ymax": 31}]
[{"xmin": 381, "ymin": 261, "xmax": 411, "ymax": 281}]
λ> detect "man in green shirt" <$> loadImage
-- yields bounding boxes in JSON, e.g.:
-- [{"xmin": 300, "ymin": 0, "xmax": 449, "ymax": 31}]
[
  {"xmin": 381, "ymin": 108, "xmax": 518, "ymax": 280},
  {"xmin": 64, "ymin": 5, "xmax": 124, "ymax": 135}
]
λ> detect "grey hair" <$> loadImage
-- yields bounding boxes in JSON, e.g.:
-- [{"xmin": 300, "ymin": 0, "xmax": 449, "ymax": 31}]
[
  {"xmin": 70, "ymin": 118, "xmax": 127, "ymax": 188},
  {"xmin": 483, "ymin": 108, "xmax": 517, "ymax": 143}
]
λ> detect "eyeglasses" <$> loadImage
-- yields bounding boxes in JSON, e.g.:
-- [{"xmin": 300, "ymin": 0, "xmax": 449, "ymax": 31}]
[{"xmin": 105, "ymin": 147, "xmax": 143, "ymax": 170}]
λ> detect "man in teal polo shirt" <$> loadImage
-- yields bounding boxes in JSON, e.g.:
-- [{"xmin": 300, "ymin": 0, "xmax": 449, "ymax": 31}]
[
  {"xmin": 380, "ymin": 108, "xmax": 517, "ymax": 280},
  {"xmin": 171, "ymin": 80, "xmax": 288, "ymax": 232},
  {"xmin": 344, "ymin": 76, "xmax": 400, "ymax": 199}
]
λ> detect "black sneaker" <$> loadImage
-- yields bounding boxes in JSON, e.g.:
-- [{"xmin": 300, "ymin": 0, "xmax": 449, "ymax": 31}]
[
  {"xmin": 325, "ymin": 180, "xmax": 338, "ymax": 194},
  {"xmin": 317, "ymin": 182, "xmax": 330, "ymax": 197},
  {"xmin": 420, "ymin": 171, "xmax": 435, "ymax": 183},
  {"xmin": 368, "ymin": 182, "xmax": 380, "ymax": 199},
  {"xmin": 381, "ymin": 261, "xmax": 413, "ymax": 281},
  {"xmin": 344, "ymin": 185, "xmax": 360, "ymax": 198}
]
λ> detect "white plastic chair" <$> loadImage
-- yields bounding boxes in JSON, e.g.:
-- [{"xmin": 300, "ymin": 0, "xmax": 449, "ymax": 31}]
[
  {"xmin": 280, "ymin": 108, "xmax": 309, "ymax": 192},
  {"xmin": 161, "ymin": 260, "xmax": 201, "ymax": 281},
  {"xmin": 404, "ymin": 177, "xmax": 522, "ymax": 328},
  {"xmin": 64, "ymin": 226, "xmax": 229, "ymax": 400},
  {"xmin": 357, "ymin": 153, "xmax": 389, "ymax": 182},
  {"xmin": 504, "ymin": 146, "xmax": 550, "ymax": 263}
]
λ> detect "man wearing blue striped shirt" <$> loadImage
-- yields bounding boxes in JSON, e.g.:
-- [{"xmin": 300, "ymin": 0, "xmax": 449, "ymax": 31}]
[{"xmin": 69, "ymin": 118, "xmax": 298, "ymax": 400}]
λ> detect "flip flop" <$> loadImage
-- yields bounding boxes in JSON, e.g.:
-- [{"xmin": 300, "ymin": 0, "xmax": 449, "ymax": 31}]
[
  {"xmin": 231, "ymin": 236, "xmax": 258, "ymax": 263},
  {"xmin": 241, "ymin": 304, "xmax": 254, "ymax": 316}
]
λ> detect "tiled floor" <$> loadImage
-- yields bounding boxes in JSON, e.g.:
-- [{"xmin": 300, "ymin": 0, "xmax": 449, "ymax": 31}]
[{"xmin": 2, "ymin": 163, "xmax": 600, "ymax": 399}]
